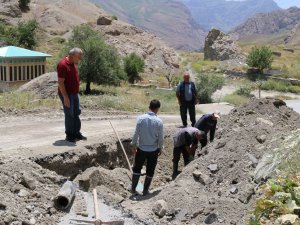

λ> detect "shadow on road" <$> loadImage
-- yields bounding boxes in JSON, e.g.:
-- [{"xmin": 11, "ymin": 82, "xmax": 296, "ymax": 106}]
[{"xmin": 53, "ymin": 140, "xmax": 77, "ymax": 147}]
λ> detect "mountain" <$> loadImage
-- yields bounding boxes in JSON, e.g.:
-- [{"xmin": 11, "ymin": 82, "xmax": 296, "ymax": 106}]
[
  {"xmin": 231, "ymin": 7, "xmax": 300, "ymax": 45},
  {"xmin": 0, "ymin": 0, "xmax": 179, "ymax": 75},
  {"xmin": 177, "ymin": 0, "xmax": 280, "ymax": 32},
  {"xmin": 90, "ymin": 0, "xmax": 206, "ymax": 50}
]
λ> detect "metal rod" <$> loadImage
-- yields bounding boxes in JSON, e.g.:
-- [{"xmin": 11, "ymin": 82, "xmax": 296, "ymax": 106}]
[{"xmin": 109, "ymin": 120, "xmax": 133, "ymax": 174}]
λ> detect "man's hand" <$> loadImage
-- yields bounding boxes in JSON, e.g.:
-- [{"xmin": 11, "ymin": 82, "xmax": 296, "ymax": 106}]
[
  {"xmin": 131, "ymin": 146, "xmax": 137, "ymax": 155},
  {"xmin": 63, "ymin": 96, "xmax": 71, "ymax": 108}
]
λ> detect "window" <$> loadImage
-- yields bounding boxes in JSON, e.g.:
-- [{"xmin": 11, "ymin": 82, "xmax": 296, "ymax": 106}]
[
  {"xmin": 9, "ymin": 67, "xmax": 12, "ymax": 81},
  {"xmin": 31, "ymin": 66, "xmax": 34, "ymax": 79},
  {"xmin": 27, "ymin": 66, "xmax": 30, "ymax": 80},
  {"xmin": 14, "ymin": 67, "xmax": 17, "ymax": 81},
  {"xmin": 23, "ymin": 66, "xmax": 26, "ymax": 80},
  {"xmin": 19, "ymin": 66, "xmax": 22, "ymax": 81}
]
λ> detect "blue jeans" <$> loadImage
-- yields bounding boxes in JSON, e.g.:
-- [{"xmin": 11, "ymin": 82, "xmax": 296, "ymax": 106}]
[{"xmin": 59, "ymin": 94, "xmax": 81, "ymax": 138}]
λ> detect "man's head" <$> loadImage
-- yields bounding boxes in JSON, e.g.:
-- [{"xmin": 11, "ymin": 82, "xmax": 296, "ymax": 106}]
[
  {"xmin": 183, "ymin": 72, "xmax": 190, "ymax": 83},
  {"xmin": 212, "ymin": 112, "xmax": 220, "ymax": 121},
  {"xmin": 149, "ymin": 99, "xmax": 161, "ymax": 114},
  {"xmin": 195, "ymin": 130, "xmax": 205, "ymax": 140},
  {"xmin": 68, "ymin": 48, "xmax": 83, "ymax": 64}
]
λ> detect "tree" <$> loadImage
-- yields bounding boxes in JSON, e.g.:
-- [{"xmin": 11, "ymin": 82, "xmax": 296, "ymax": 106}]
[
  {"xmin": 64, "ymin": 25, "xmax": 126, "ymax": 94},
  {"xmin": 246, "ymin": 46, "xmax": 273, "ymax": 74},
  {"xmin": 196, "ymin": 73, "xmax": 224, "ymax": 104},
  {"xmin": 0, "ymin": 20, "xmax": 38, "ymax": 49},
  {"xmin": 124, "ymin": 53, "xmax": 145, "ymax": 84},
  {"xmin": 19, "ymin": 0, "xmax": 30, "ymax": 11}
]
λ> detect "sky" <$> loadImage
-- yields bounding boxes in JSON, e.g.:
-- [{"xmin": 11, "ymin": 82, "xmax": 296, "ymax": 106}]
[{"xmin": 227, "ymin": 0, "xmax": 300, "ymax": 8}]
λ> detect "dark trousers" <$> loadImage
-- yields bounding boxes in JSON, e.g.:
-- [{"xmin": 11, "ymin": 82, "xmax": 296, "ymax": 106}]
[
  {"xmin": 173, "ymin": 145, "xmax": 190, "ymax": 168},
  {"xmin": 59, "ymin": 94, "xmax": 81, "ymax": 138},
  {"xmin": 133, "ymin": 148, "xmax": 159, "ymax": 178},
  {"xmin": 200, "ymin": 136, "xmax": 208, "ymax": 148},
  {"xmin": 180, "ymin": 101, "xmax": 196, "ymax": 127}
]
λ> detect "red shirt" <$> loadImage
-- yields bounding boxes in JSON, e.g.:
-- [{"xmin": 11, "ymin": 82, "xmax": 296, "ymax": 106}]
[{"xmin": 57, "ymin": 57, "xmax": 80, "ymax": 95}]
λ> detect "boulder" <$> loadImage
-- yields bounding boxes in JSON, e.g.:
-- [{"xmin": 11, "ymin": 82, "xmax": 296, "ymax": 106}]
[
  {"xmin": 207, "ymin": 164, "xmax": 219, "ymax": 173},
  {"xmin": 204, "ymin": 213, "xmax": 218, "ymax": 224},
  {"xmin": 97, "ymin": 16, "xmax": 112, "ymax": 25},
  {"xmin": 275, "ymin": 214, "xmax": 298, "ymax": 225},
  {"xmin": 192, "ymin": 170, "xmax": 211, "ymax": 185},
  {"xmin": 204, "ymin": 29, "xmax": 244, "ymax": 61},
  {"xmin": 153, "ymin": 200, "xmax": 168, "ymax": 218},
  {"xmin": 21, "ymin": 174, "xmax": 37, "ymax": 190}
]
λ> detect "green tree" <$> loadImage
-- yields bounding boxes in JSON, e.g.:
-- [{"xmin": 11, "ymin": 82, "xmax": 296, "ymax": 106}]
[
  {"xmin": 247, "ymin": 46, "xmax": 273, "ymax": 73},
  {"xmin": 0, "ymin": 20, "xmax": 38, "ymax": 49},
  {"xmin": 124, "ymin": 53, "xmax": 145, "ymax": 84},
  {"xmin": 196, "ymin": 73, "xmax": 224, "ymax": 104},
  {"xmin": 19, "ymin": 0, "xmax": 30, "ymax": 11},
  {"xmin": 64, "ymin": 25, "xmax": 125, "ymax": 94}
]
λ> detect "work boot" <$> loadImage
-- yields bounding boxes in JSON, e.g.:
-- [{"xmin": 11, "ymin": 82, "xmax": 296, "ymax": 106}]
[
  {"xmin": 65, "ymin": 136, "xmax": 76, "ymax": 143},
  {"xmin": 131, "ymin": 174, "xmax": 140, "ymax": 194},
  {"xmin": 143, "ymin": 176, "xmax": 153, "ymax": 196},
  {"xmin": 75, "ymin": 133, "xmax": 87, "ymax": 141}
]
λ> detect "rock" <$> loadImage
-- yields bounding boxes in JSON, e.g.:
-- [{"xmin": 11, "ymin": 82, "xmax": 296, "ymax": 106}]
[
  {"xmin": 273, "ymin": 99, "xmax": 286, "ymax": 108},
  {"xmin": 204, "ymin": 29, "xmax": 244, "ymax": 61},
  {"xmin": 230, "ymin": 187, "xmax": 238, "ymax": 194},
  {"xmin": 238, "ymin": 185, "xmax": 255, "ymax": 204},
  {"xmin": 207, "ymin": 164, "xmax": 219, "ymax": 173},
  {"xmin": 153, "ymin": 200, "xmax": 168, "ymax": 218},
  {"xmin": 29, "ymin": 218, "xmax": 36, "ymax": 225},
  {"xmin": 0, "ymin": 202, "xmax": 6, "ymax": 210},
  {"xmin": 274, "ymin": 192, "xmax": 292, "ymax": 202},
  {"xmin": 275, "ymin": 214, "xmax": 298, "ymax": 225},
  {"xmin": 287, "ymin": 200, "xmax": 300, "ymax": 214},
  {"xmin": 256, "ymin": 135, "xmax": 267, "ymax": 144},
  {"xmin": 204, "ymin": 213, "xmax": 218, "ymax": 224},
  {"xmin": 97, "ymin": 16, "xmax": 112, "ymax": 25},
  {"xmin": 216, "ymin": 141, "xmax": 226, "ymax": 149},
  {"xmin": 283, "ymin": 48, "xmax": 295, "ymax": 53},
  {"xmin": 294, "ymin": 187, "xmax": 300, "ymax": 201},
  {"xmin": 21, "ymin": 174, "xmax": 37, "ymax": 190},
  {"xmin": 18, "ymin": 189, "xmax": 30, "ymax": 197},
  {"xmin": 247, "ymin": 153, "xmax": 258, "ymax": 168},
  {"xmin": 272, "ymin": 51, "xmax": 282, "ymax": 57},
  {"xmin": 193, "ymin": 170, "xmax": 211, "ymax": 185},
  {"xmin": 256, "ymin": 118, "xmax": 274, "ymax": 127}
]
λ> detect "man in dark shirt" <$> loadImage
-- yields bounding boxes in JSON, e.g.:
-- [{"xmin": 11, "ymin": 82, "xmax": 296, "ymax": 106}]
[
  {"xmin": 176, "ymin": 72, "xmax": 197, "ymax": 127},
  {"xmin": 172, "ymin": 127, "xmax": 204, "ymax": 179},
  {"xmin": 194, "ymin": 113, "xmax": 219, "ymax": 148},
  {"xmin": 57, "ymin": 48, "xmax": 86, "ymax": 143}
]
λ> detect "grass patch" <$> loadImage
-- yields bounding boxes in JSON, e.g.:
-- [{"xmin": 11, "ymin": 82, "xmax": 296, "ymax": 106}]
[
  {"xmin": 261, "ymin": 79, "xmax": 300, "ymax": 93},
  {"xmin": 223, "ymin": 93, "xmax": 249, "ymax": 106},
  {"xmin": 0, "ymin": 92, "xmax": 60, "ymax": 110}
]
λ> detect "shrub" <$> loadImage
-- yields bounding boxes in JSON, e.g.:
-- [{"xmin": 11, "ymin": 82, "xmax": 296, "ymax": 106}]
[
  {"xmin": 247, "ymin": 46, "xmax": 273, "ymax": 73},
  {"xmin": 223, "ymin": 94, "xmax": 249, "ymax": 106},
  {"xmin": 235, "ymin": 85, "xmax": 252, "ymax": 97},
  {"xmin": 19, "ymin": 0, "xmax": 30, "ymax": 11},
  {"xmin": 63, "ymin": 25, "xmax": 126, "ymax": 94},
  {"xmin": 195, "ymin": 73, "xmax": 224, "ymax": 104},
  {"xmin": 124, "ymin": 53, "xmax": 145, "ymax": 84}
]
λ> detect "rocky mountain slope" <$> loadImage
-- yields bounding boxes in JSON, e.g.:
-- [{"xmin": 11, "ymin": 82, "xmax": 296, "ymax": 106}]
[
  {"xmin": 231, "ymin": 7, "xmax": 300, "ymax": 45},
  {"xmin": 0, "ymin": 0, "xmax": 179, "ymax": 75},
  {"xmin": 177, "ymin": 0, "xmax": 280, "ymax": 32},
  {"xmin": 90, "ymin": 0, "xmax": 206, "ymax": 50}
]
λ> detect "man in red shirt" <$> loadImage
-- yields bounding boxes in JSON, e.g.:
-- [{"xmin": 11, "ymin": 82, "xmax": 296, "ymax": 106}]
[{"xmin": 57, "ymin": 48, "xmax": 86, "ymax": 143}]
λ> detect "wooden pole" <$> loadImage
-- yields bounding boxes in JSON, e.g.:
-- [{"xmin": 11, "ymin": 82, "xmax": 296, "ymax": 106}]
[
  {"xmin": 93, "ymin": 189, "xmax": 100, "ymax": 220},
  {"xmin": 109, "ymin": 121, "xmax": 133, "ymax": 174}
]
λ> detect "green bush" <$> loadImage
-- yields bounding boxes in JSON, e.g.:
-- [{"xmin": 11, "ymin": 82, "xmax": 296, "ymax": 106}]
[
  {"xmin": 19, "ymin": 0, "xmax": 30, "ymax": 10},
  {"xmin": 124, "ymin": 53, "xmax": 145, "ymax": 84},
  {"xmin": 261, "ymin": 79, "xmax": 300, "ymax": 93},
  {"xmin": 0, "ymin": 20, "xmax": 38, "ymax": 49},
  {"xmin": 63, "ymin": 25, "xmax": 126, "ymax": 94},
  {"xmin": 196, "ymin": 73, "xmax": 224, "ymax": 103},
  {"xmin": 235, "ymin": 85, "xmax": 252, "ymax": 97},
  {"xmin": 247, "ymin": 46, "xmax": 273, "ymax": 73}
]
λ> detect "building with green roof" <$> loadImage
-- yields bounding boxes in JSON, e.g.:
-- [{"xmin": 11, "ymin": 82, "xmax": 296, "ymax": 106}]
[{"xmin": 0, "ymin": 46, "xmax": 51, "ymax": 87}]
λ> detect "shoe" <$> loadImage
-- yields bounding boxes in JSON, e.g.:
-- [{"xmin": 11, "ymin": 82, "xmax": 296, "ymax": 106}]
[
  {"xmin": 143, "ymin": 177, "xmax": 153, "ymax": 196},
  {"xmin": 75, "ymin": 133, "xmax": 87, "ymax": 141},
  {"xmin": 65, "ymin": 136, "xmax": 76, "ymax": 143}
]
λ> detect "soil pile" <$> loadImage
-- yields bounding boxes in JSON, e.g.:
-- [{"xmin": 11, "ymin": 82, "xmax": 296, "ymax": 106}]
[
  {"xmin": 0, "ymin": 156, "xmax": 65, "ymax": 225},
  {"xmin": 122, "ymin": 98, "xmax": 300, "ymax": 225},
  {"xmin": 18, "ymin": 72, "xmax": 58, "ymax": 99}
]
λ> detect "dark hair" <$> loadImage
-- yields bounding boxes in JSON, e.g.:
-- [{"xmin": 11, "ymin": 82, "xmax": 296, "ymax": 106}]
[{"xmin": 149, "ymin": 99, "xmax": 161, "ymax": 110}]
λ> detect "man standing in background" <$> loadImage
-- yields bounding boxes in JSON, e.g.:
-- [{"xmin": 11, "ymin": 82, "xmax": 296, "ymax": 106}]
[
  {"xmin": 176, "ymin": 72, "xmax": 197, "ymax": 127},
  {"xmin": 57, "ymin": 48, "xmax": 87, "ymax": 143},
  {"xmin": 130, "ymin": 100, "xmax": 164, "ymax": 195}
]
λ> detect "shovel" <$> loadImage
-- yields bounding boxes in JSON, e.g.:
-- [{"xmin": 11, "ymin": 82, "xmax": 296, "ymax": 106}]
[
  {"xmin": 70, "ymin": 189, "xmax": 124, "ymax": 225},
  {"xmin": 109, "ymin": 121, "xmax": 144, "ymax": 193}
]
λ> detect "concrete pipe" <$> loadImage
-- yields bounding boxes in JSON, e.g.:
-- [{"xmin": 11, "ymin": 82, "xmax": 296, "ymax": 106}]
[{"xmin": 53, "ymin": 181, "xmax": 76, "ymax": 210}]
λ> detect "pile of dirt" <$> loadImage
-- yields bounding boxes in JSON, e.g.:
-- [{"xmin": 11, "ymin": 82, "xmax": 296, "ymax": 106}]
[
  {"xmin": 18, "ymin": 72, "xmax": 58, "ymax": 99},
  {"xmin": 0, "ymin": 156, "xmax": 66, "ymax": 225},
  {"xmin": 121, "ymin": 98, "xmax": 300, "ymax": 224}
]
